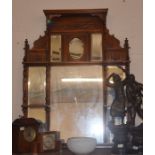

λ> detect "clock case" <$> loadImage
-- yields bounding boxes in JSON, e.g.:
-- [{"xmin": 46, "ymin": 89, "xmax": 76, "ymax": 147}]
[{"xmin": 12, "ymin": 117, "xmax": 60, "ymax": 153}]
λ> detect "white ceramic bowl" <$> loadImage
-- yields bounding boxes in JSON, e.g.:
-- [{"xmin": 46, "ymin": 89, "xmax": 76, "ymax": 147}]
[{"xmin": 67, "ymin": 137, "xmax": 97, "ymax": 155}]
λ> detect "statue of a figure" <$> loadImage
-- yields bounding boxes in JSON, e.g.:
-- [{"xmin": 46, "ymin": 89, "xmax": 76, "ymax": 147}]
[
  {"xmin": 106, "ymin": 73, "xmax": 126, "ymax": 119},
  {"xmin": 125, "ymin": 74, "xmax": 143, "ymax": 125}
]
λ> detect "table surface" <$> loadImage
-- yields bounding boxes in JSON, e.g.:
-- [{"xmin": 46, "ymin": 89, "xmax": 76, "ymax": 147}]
[{"xmin": 13, "ymin": 148, "xmax": 143, "ymax": 155}]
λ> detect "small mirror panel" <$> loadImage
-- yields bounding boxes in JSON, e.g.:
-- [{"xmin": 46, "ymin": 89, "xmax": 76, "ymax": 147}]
[
  {"xmin": 28, "ymin": 107, "xmax": 46, "ymax": 123},
  {"xmin": 50, "ymin": 35, "xmax": 61, "ymax": 62},
  {"xmin": 91, "ymin": 33, "xmax": 102, "ymax": 61},
  {"xmin": 69, "ymin": 38, "xmax": 84, "ymax": 59},
  {"xmin": 28, "ymin": 67, "xmax": 46, "ymax": 105}
]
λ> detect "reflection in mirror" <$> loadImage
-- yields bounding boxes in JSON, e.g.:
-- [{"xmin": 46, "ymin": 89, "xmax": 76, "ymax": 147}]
[
  {"xmin": 69, "ymin": 38, "xmax": 84, "ymax": 59},
  {"xmin": 105, "ymin": 66, "xmax": 126, "ymax": 143},
  {"xmin": 28, "ymin": 67, "xmax": 46, "ymax": 105},
  {"xmin": 50, "ymin": 66, "xmax": 104, "ymax": 143},
  {"xmin": 50, "ymin": 35, "xmax": 61, "ymax": 62},
  {"xmin": 91, "ymin": 33, "xmax": 102, "ymax": 61},
  {"xmin": 106, "ymin": 66, "xmax": 126, "ymax": 85},
  {"xmin": 28, "ymin": 107, "xmax": 46, "ymax": 123},
  {"xmin": 106, "ymin": 66, "xmax": 126, "ymax": 107}
]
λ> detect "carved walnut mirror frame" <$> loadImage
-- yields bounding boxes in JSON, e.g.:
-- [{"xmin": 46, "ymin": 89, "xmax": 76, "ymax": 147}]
[{"xmin": 22, "ymin": 9, "xmax": 130, "ymax": 144}]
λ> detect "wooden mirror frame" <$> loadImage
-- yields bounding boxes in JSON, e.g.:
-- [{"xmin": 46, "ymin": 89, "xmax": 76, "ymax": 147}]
[{"xmin": 22, "ymin": 9, "xmax": 130, "ymax": 144}]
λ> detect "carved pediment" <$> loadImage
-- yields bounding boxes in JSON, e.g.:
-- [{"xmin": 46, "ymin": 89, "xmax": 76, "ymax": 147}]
[{"xmin": 23, "ymin": 9, "xmax": 129, "ymax": 64}]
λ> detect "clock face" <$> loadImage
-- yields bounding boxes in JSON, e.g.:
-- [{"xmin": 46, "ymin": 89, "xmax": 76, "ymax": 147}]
[
  {"xmin": 43, "ymin": 134, "xmax": 55, "ymax": 150},
  {"xmin": 23, "ymin": 126, "xmax": 36, "ymax": 142}
]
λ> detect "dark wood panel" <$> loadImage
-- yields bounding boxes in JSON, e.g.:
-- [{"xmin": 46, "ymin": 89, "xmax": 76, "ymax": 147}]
[{"xmin": 48, "ymin": 16, "xmax": 104, "ymax": 33}]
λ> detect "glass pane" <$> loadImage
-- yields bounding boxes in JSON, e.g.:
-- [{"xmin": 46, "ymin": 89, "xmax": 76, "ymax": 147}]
[
  {"xmin": 50, "ymin": 35, "xmax": 61, "ymax": 62},
  {"xmin": 28, "ymin": 108, "xmax": 46, "ymax": 123},
  {"xmin": 91, "ymin": 33, "xmax": 102, "ymax": 61},
  {"xmin": 69, "ymin": 38, "xmax": 84, "ymax": 59},
  {"xmin": 50, "ymin": 66, "xmax": 104, "ymax": 144},
  {"xmin": 28, "ymin": 67, "xmax": 46, "ymax": 105}
]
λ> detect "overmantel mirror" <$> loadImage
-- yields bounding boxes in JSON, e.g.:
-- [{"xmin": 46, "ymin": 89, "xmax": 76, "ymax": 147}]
[{"xmin": 22, "ymin": 9, "xmax": 130, "ymax": 145}]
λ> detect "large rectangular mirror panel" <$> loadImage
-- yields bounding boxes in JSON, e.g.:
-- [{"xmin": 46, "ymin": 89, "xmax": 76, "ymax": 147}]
[
  {"xmin": 50, "ymin": 66, "xmax": 104, "ymax": 143},
  {"xmin": 28, "ymin": 67, "xmax": 46, "ymax": 105}
]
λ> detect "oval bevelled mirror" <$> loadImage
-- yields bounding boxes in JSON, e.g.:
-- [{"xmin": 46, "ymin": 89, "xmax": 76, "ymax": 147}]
[{"xmin": 69, "ymin": 38, "xmax": 84, "ymax": 60}]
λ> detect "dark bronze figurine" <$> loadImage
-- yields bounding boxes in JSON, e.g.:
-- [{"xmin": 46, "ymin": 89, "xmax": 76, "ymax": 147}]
[
  {"xmin": 125, "ymin": 74, "xmax": 143, "ymax": 125},
  {"xmin": 107, "ymin": 73, "xmax": 143, "ymax": 154}
]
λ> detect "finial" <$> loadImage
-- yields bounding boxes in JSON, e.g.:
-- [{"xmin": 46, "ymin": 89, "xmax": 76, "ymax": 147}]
[
  {"xmin": 124, "ymin": 38, "xmax": 129, "ymax": 49},
  {"xmin": 23, "ymin": 39, "xmax": 29, "ymax": 62},
  {"xmin": 24, "ymin": 39, "xmax": 29, "ymax": 50}
]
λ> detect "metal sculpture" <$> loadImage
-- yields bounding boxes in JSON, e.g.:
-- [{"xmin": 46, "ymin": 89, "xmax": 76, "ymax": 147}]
[{"xmin": 107, "ymin": 73, "xmax": 143, "ymax": 154}]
